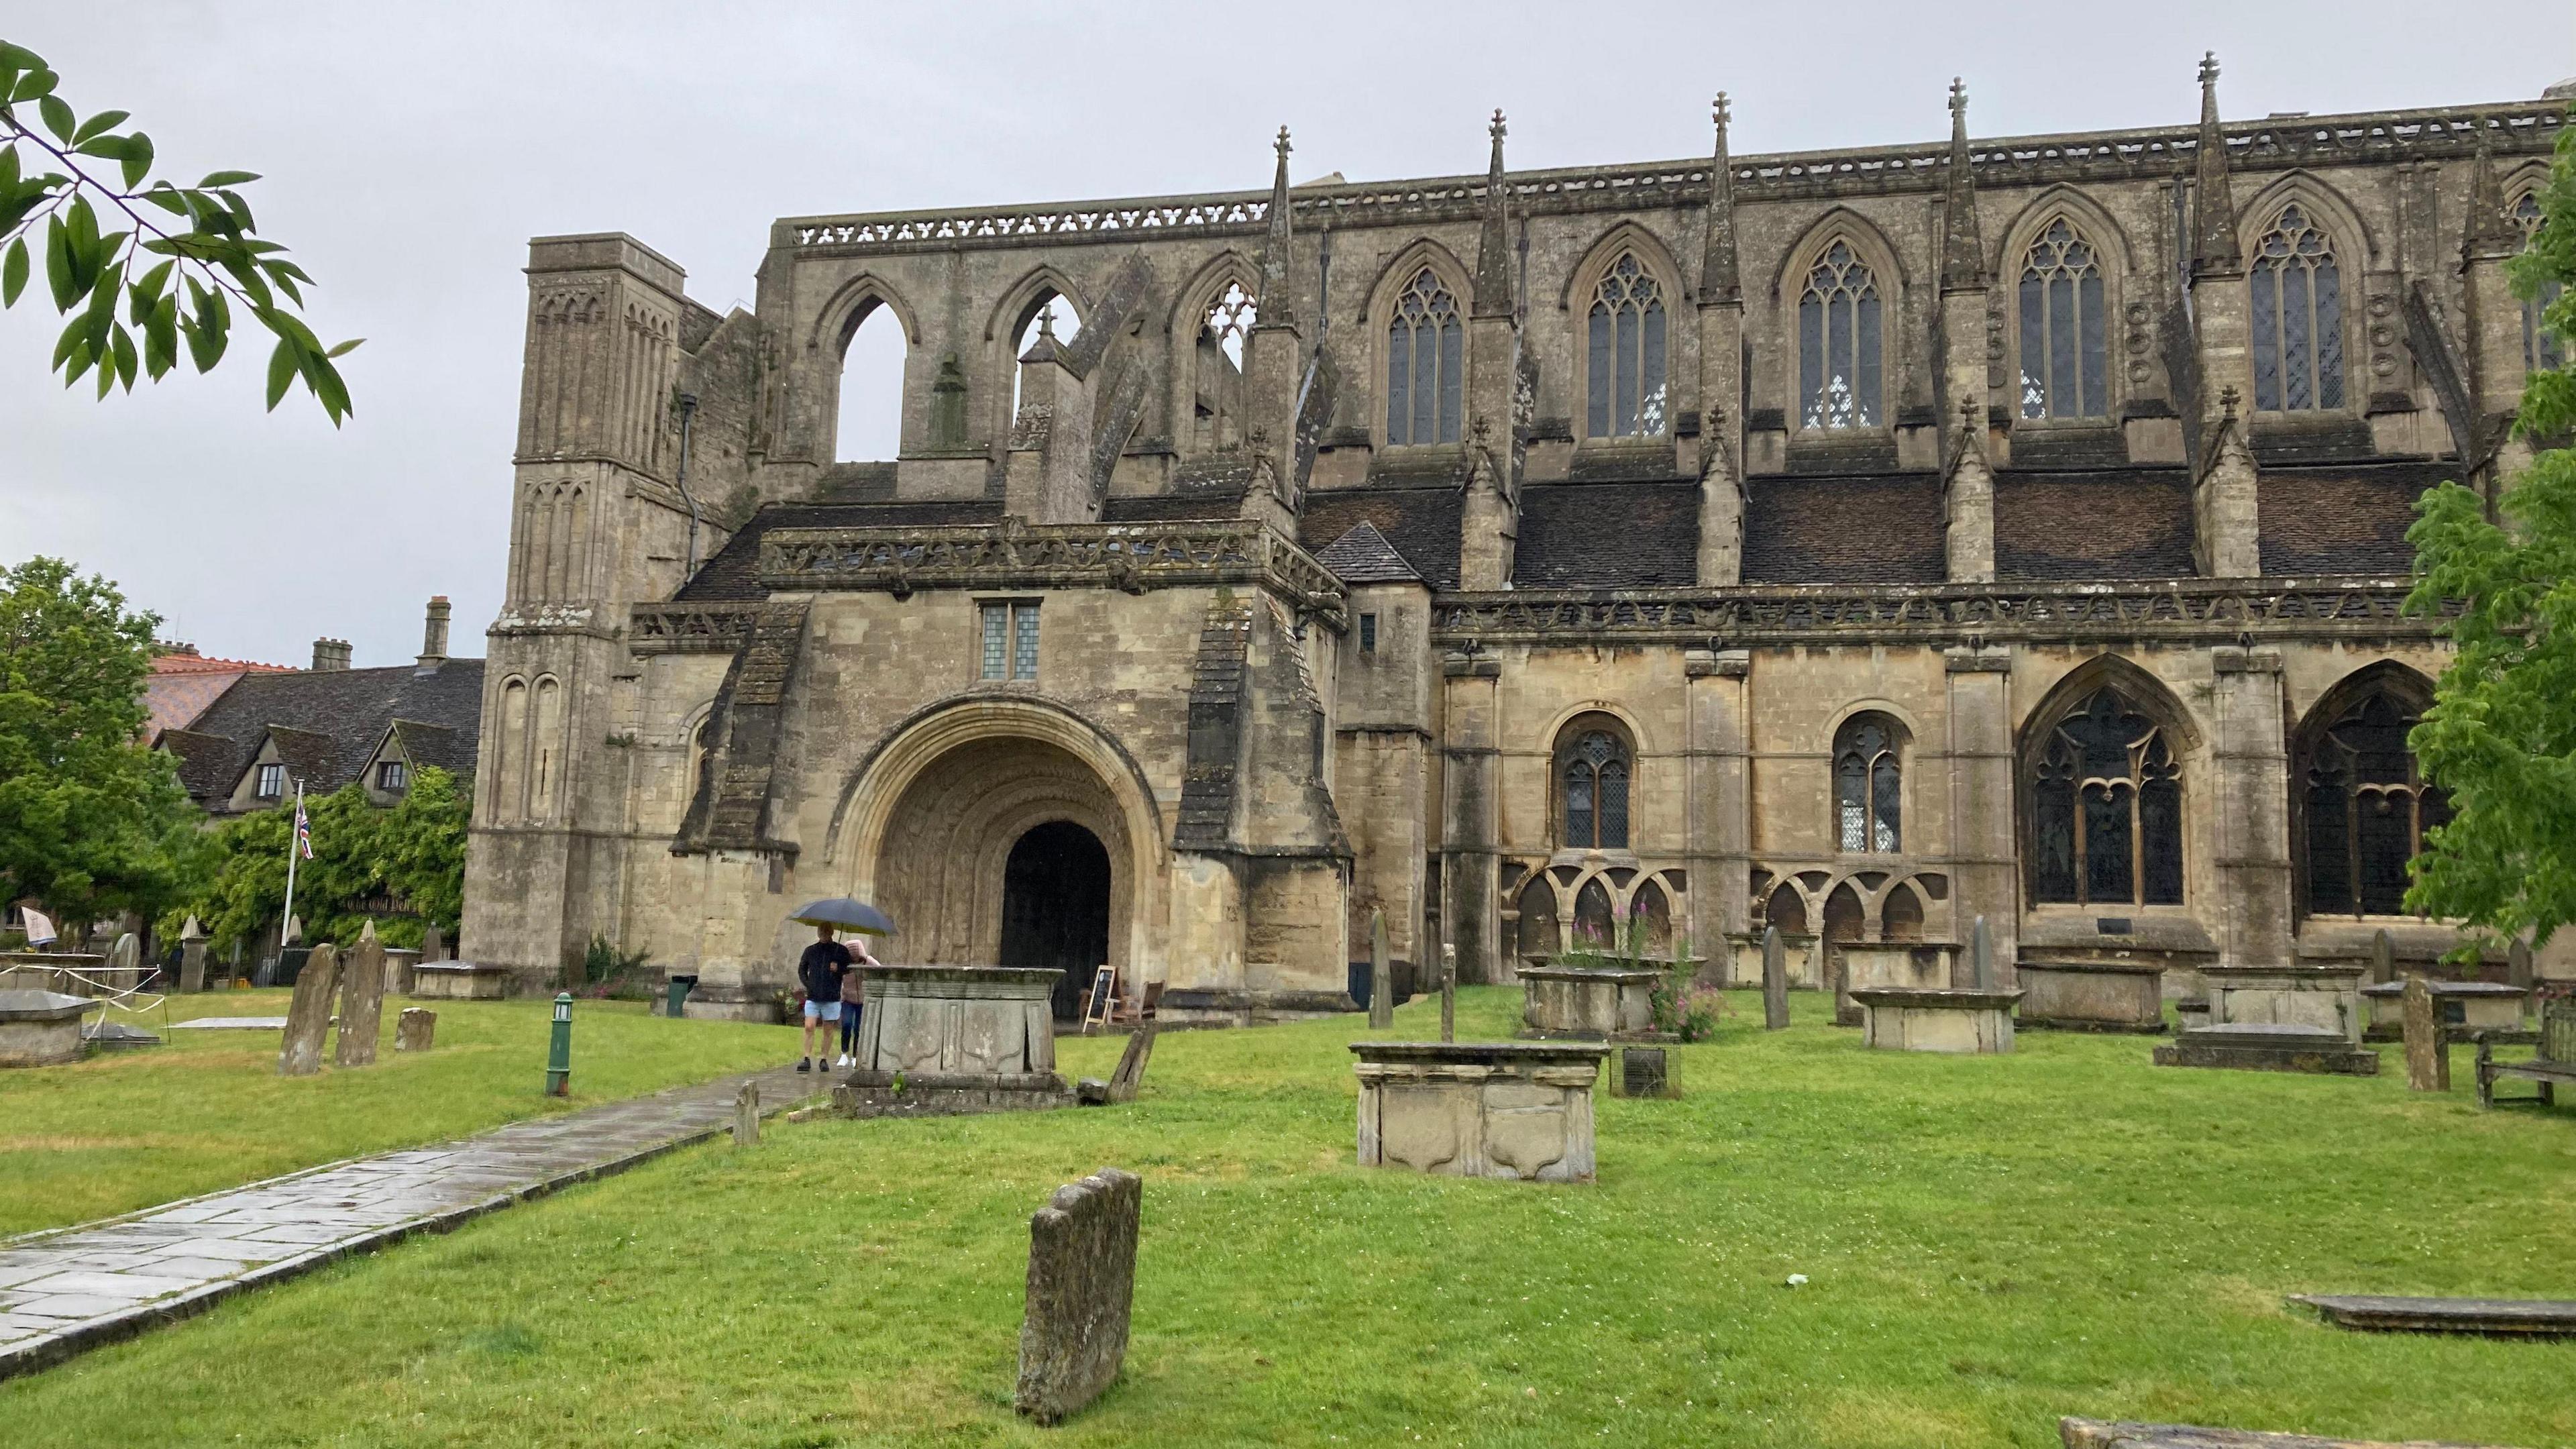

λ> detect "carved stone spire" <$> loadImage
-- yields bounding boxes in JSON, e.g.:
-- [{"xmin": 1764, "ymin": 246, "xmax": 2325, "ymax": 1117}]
[
  {"xmin": 1701, "ymin": 93, "xmax": 1740, "ymax": 304},
  {"xmin": 1472, "ymin": 109, "xmax": 1514, "ymax": 318},
  {"xmin": 1941, "ymin": 78, "xmax": 1984, "ymax": 292},
  {"xmin": 1260, "ymin": 125, "xmax": 1297, "ymax": 327},
  {"xmin": 2463, "ymin": 126, "xmax": 2518, "ymax": 262},
  {"xmin": 2190, "ymin": 52, "xmax": 2244, "ymax": 278}
]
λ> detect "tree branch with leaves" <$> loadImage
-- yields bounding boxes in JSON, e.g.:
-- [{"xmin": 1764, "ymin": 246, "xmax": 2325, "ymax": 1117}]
[{"xmin": 0, "ymin": 39, "xmax": 358, "ymax": 421}]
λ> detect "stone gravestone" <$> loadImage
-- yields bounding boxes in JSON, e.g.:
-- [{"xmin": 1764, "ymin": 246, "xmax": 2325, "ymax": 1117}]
[
  {"xmin": 283, "ymin": 914, "xmax": 303, "ymax": 947},
  {"xmin": 1439, "ymin": 944, "xmax": 1457, "ymax": 1044},
  {"xmin": 177, "ymin": 916, "xmax": 208, "ymax": 994},
  {"xmin": 1367, "ymin": 908, "xmax": 1393, "ymax": 1030},
  {"xmin": 107, "ymin": 931, "xmax": 140, "ymax": 983},
  {"xmin": 1014, "ymin": 1168, "xmax": 1141, "ymax": 1425},
  {"xmin": 336, "ymin": 923, "xmax": 388, "ymax": 1068},
  {"xmin": 733, "ymin": 1081, "xmax": 759, "ymax": 1147},
  {"xmin": 1970, "ymin": 916, "xmax": 1994, "ymax": 991},
  {"xmin": 422, "ymin": 923, "xmax": 447, "ymax": 964},
  {"xmin": 2370, "ymin": 928, "xmax": 2396, "ymax": 987},
  {"xmin": 2509, "ymin": 938, "xmax": 2533, "ymax": 998},
  {"xmin": 395, "ymin": 1007, "xmax": 437, "ymax": 1052},
  {"xmin": 278, "ymin": 943, "xmax": 341, "ymax": 1076},
  {"xmin": 1762, "ymin": 925, "xmax": 1790, "ymax": 1031},
  {"xmin": 1107, "ymin": 1022, "xmax": 1157, "ymax": 1104},
  {"xmin": 2402, "ymin": 975, "xmax": 2448, "ymax": 1092}
]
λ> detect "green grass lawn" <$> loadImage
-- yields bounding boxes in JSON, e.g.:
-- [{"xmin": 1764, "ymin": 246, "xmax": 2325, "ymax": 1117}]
[
  {"xmin": 5, "ymin": 987, "xmax": 2574, "ymax": 1448},
  {"xmin": 0, "ymin": 989, "xmax": 793, "ymax": 1238}
]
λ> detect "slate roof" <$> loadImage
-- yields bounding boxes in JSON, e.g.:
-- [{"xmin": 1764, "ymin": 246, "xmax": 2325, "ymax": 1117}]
[
  {"xmin": 1099, "ymin": 492, "xmax": 1241, "ymax": 523},
  {"xmin": 1995, "ymin": 469, "xmax": 2198, "ymax": 580},
  {"xmin": 386, "ymin": 719, "xmax": 470, "ymax": 775},
  {"xmin": 1742, "ymin": 474, "xmax": 1947, "ymax": 584},
  {"xmin": 176, "ymin": 657, "xmax": 486, "ymax": 810},
  {"xmin": 1299, "ymin": 486, "xmax": 1462, "ymax": 590},
  {"xmin": 1313, "ymin": 522, "xmax": 1424, "ymax": 584},
  {"xmin": 2259, "ymin": 460, "xmax": 2453, "ymax": 576},
  {"xmin": 1511, "ymin": 481, "xmax": 1700, "ymax": 589},
  {"xmin": 674, "ymin": 499, "xmax": 1004, "ymax": 602}
]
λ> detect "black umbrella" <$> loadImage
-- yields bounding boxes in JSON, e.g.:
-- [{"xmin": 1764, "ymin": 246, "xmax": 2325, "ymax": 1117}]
[{"xmin": 788, "ymin": 898, "xmax": 899, "ymax": 936}]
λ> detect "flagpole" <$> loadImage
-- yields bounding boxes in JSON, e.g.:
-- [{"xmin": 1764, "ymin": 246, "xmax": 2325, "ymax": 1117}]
[{"xmin": 280, "ymin": 780, "xmax": 303, "ymax": 943}]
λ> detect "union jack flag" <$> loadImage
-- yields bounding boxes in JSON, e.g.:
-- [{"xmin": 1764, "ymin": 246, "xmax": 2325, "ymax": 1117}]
[{"xmin": 293, "ymin": 798, "xmax": 314, "ymax": 860}]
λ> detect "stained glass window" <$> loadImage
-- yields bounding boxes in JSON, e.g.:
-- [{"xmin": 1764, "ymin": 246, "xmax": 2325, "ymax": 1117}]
[
  {"xmin": 1587, "ymin": 254, "xmax": 1668, "ymax": 437},
  {"xmin": 2514, "ymin": 193, "xmax": 2565, "ymax": 374},
  {"xmin": 2250, "ymin": 205, "xmax": 2344, "ymax": 411},
  {"xmin": 2302, "ymin": 690, "xmax": 2446, "ymax": 918},
  {"xmin": 2018, "ymin": 220, "xmax": 2108, "ymax": 419},
  {"xmin": 1560, "ymin": 727, "xmax": 1631, "ymax": 850},
  {"xmin": 1387, "ymin": 268, "xmax": 1463, "ymax": 445},
  {"xmin": 1799, "ymin": 241, "xmax": 1882, "ymax": 429},
  {"xmin": 1835, "ymin": 716, "xmax": 1901, "ymax": 853},
  {"xmin": 2029, "ymin": 686, "xmax": 2184, "ymax": 906}
]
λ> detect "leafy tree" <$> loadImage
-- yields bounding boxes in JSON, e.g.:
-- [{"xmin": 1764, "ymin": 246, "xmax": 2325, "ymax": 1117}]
[
  {"xmin": 0, "ymin": 39, "xmax": 358, "ymax": 420},
  {"xmin": 2403, "ymin": 127, "xmax": 2576, "ymax": 951},
  {"xmin": 0, "ymin": 556, "xmax": 211, "ymax": 934},
  {"xmin": 175, "ymin": 767, "xmax": 468, "ymax": 953}
]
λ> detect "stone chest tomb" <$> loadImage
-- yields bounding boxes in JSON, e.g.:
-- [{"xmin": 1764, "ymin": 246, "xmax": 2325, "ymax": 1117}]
[{"xmin": 1351, "ymin": 1040, "xmax": 1606, "ymax": 1182}]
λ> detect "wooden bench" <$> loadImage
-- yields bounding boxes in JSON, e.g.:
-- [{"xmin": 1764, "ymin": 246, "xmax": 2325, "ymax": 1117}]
[{"xmin": 2475, "ymin": 996, "xmax": 2575, "ymax": 1109}]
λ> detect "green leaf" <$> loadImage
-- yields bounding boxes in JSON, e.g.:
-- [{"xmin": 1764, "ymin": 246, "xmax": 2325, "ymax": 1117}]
[
  {"xmin": 110, "ymin": 323, "xmax": 136, "ymax": 390},
  {"xmin": 138, "ymin": 184, "xmax": 187, "ymax": 216},
  {"xmin": 119, "ymin": 131, "xmax": 151, "ymax": 189},
  {"xmin": 12, "ymin": 65, "xmax": 58, "ymax": 103},
  {"xmin": 70, "ymin": 109, "xmax": 128, "ymax": 145},
  {"xmin": 264, "ymin": 336, "xmax": 296, "ymax": 411},
  {"xmin": 0, "ymin": 235, "xmax": 23, "ymax": 306},
  {"xmin": 180, "ymin": 314, "xmax": 221, "ymax": 373},
  {"xmin": 325, "ymin": 336, "xmax": 363, "ymax": 358},
  {"xmin": 52, "ymin": 312, "xmax": 87, "ymax": 368},
  {"xmin": 36, "ymin": 93, "xmax": 71, "ymax": 142},
  {"xmin": 130, "ymin": 258, "xmax": 172, "ymax": 308},
  {"xmin": 42, "ymin": 213, "xmax": 71, "ymax": 309},
  {"xmin": 197, "ymin": 169, "xmax": 260, "ymax": 186}
]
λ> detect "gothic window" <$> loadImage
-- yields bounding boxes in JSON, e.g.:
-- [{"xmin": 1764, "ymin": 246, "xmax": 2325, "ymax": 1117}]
[
  {"xmin": 1203, "ymin": 281, "xmax": 1257, "ymax": 368},
  {"xmin": 2514, "ymin": 192, "xmax": 2565, "ymax": 374},
  {"xmin": 1193, "ymin": 281, "xmax": 1258, "ymax": 453},
  {"xmin": 1558, "ymin": 721, "xmax": 1631, "ymax": 851},
  {"xmin": 2250, "ymin": 205, "xmax": 2345, "ymax": 412},
  {"xmin": 1834, "ymin": 715, "xmax": 1902, "ymax": 853},
  {"xmin": 2017, "ymin": 220, "xmax": 2108, "ymax": 419},
  {"xmin": 2029, "ymin": 686, "xmax": 2184, "ymax": 906},
  {"xmin": 1386, "ymin": 268, "xmax": 1463, "ymax": 445},
  {"xmin": 2300, "ymin": 690, "xmax": 2448, "ymax": 918},
  {"xmin": 835, "ymin": 298, "xmax": 906, "ymax": 463},
  {"xmin": 1586, "ymin": 253, "xmax": 1668, "ymax": 437},
  {"xmin": 1011, "ymin": 292, "xmax": 1081, "ymax": 419},
  {"xmin": 1799, "ymin": 241, "xmax": 1884, "ymax": 429}
]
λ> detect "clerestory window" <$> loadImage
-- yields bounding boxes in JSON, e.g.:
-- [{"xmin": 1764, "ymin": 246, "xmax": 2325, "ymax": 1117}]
[
  {"xmin": 1799, "ymin": 241, "xmax": 1883, "ymax": 429},
  {"xmin": 1586, "ymin": 253, "xmax": 1668, "ymax": 437},
  {"xmin": 2018, "ymin": 219, "xmax": 2108, "ymax": 420},
  {"xmin": 2514, "ymin": 193, "xmax": 2565, "ymax": 375},
  {"xmin": 1386, "ymin": 268, "xmax": 1463, "ymax": 445},
  {"xmin": 2250, "ymin": 205, "xmax": 2345, "ymax": 412}
]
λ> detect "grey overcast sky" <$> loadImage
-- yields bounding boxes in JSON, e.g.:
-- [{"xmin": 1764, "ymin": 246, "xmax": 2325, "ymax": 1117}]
[{"xmin": 3, "ymin": 1, "xmax": 2567, "ymax": 668}]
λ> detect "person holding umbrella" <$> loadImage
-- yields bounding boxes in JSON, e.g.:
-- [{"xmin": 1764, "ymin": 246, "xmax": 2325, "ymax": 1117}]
[{"xmin": 786, "ymin": 898, "xmax": 898, "ymax": 1073}]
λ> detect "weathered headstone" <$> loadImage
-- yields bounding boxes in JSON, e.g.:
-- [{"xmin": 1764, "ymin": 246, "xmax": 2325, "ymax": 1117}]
[
  {"xmin": 336, "ymin": 922, "xmax": 387, "ymax": 1068},
  {"xmin": 1970, "ymin": 915, "xmax": 1994, "ymax": 991},
  {"xmin": 2402, "ymin": 975, "xmax": 2448, "ymax": 1091},
  {"xmin": 1762, "ymin": 924, "xmax": 1790, "ymax": 1031},
  {"xmin": 107, "ymin": 931, "xmax": 140, "ymax": 976},
  {"xmin": 1014, "ymin": 1168, "xmax": 1140, "ymax": 1425},
  {"xmin": 277, "ymin": 943, "xmax": 340, "ymax": 1076},
  {"xmin": 1367, "ymin": 908, "xmax": 1393, "ymax": 1030},
  {"xmin": 395, "ymin": 1007, "xmax": 436, "ymax": 1052},
  {"xmin": 2369, "ymin": 928, "xmax": 2396, "ymax": 986},
  {"xmin": 422, "ymin": 923, "xmax": 447, "ymax": 964},
  {"xmin": 733, "ymin": 1080, "xmax": 759, "ymax": 1146},
  {"xmin": 178, "ymin": 916, "xmax": 207, "ymax": 994},
  {"xmin": 1439, "ymin": 943, "xmax": 1457, "ymax": 1044},
  {"xmin": 1107, "ymin": 1021, "xmax": 1157, "ymax": 1103},
  {"xmin": 282, "ymin": 914, "xmax": 303, "ymax": 947},
  {"xmin": 2509, "ymin": 938, "xmax": 2534, "ymax": 996}
]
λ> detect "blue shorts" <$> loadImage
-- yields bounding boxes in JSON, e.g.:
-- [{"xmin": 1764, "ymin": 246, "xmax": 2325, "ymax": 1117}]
[{"xmin": 804, "ymin": 999, "xmax": 841, "ymax": 1023}]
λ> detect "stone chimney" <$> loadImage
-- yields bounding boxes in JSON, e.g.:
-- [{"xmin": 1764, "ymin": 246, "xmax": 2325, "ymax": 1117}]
[
  {"xmin": 417, "ymin": 596, "xmax": 451, "ymax": 670},
  {"xmin": 311, "ymin": 638, "xmax": 352, "ymax": 672}
]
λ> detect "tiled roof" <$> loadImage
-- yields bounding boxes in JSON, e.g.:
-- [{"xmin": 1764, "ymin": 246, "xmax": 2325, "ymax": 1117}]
[
  {"xmin": 150, "ymin": 650, "xmax": 295, "ymax": 676},
  {"xmin": 158, "ymin": 729, "xmax": 239, "ymax": 800},
  {"xmin": 674, "ymin": 499, "xmax": 1004, "ymax": 602},
  {"xmin": 178, "ymin": 657, "xmax": 486, "ymax": 809},
  {"xmin": 1313, "ymin": 522, "xmax": 1424, "ymax": 584},
  {"xmin": 1299, "ymin": 486, "xmax": 1462, "ymax": 590},
  {"xmin": 386, "ymin": 719, "xmax": 470, "ymax": 775},
  {"xmin": 1995, "ymin": 469, "xmax": 2198, "ymax": 580},
  {"xmin": 2259, "ymin": 461, "xmax": 2454, "ymax": 576},
  {"xmin": 1511, "ymin": 481, "xmax": 1699, "ymax": 589},
  {"xmin": 1742, "ymin": 474, "xmax": 1947, "ymax": 584}
]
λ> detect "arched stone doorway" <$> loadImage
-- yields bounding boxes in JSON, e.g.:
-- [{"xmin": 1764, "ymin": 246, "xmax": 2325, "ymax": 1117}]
[{"xmin": 999, "ymin": 820, "xmax": 1112, "ymax": 1020}]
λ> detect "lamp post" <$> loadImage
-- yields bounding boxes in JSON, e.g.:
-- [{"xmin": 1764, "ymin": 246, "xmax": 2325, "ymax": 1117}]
[{"xmin": 545, "ymin": 992, "xmax": 573, "ymax": 1097}]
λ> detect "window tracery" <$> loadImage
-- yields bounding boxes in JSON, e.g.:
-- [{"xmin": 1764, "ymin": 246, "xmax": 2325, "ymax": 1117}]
[
  {"xmin": 1799, "ymin": 241, "xmax": 1883, "ymax": 429},
  {"xmin": 2250, "ymin": 204, "xmax": 2344, "ymax": 412},
  {"xmin": 1386, "ymin": 268, "xmax": 1463, "ymax": 445},
  {"xmin": 1558, "ymin": 724, "xmax": 1631, "ymax": 851},
  {"xmin": 2514, "ymin": 193, "xmax": 2564, "ymax": 374},
  {"xmin": 1586, "ymin": 253, "xmax": 1668, "ymax": 437},
  {"xmin": 2017, "ymin": 220, "xmax": 2108, "ymax": 419},
  {"xmin": 2300, "ymin": 690, "xmax": 2447, "ymax": 918},
  {"xmin": 2029, "ymin": 686, "xmax": 2183, "ymax": 906},
  {"xmin": 1834, "ymin": 716, "xmax": 1902, "ymax": 853},
  {"xmin": 1192, "ymin": 280, "xmax": 1258, "ymax": 451}
]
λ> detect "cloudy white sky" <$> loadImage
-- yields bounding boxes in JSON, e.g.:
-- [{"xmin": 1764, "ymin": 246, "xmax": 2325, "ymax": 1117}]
[{"xmin": 2, "ymin": 1, "xmax": 2567, "ymax": 668}]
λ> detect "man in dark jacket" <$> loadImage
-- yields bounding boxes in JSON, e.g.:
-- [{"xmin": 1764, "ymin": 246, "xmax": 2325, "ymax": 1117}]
[{"xmin": 796, "ymin": 924, "xmax": 853, "ymax": 1072}]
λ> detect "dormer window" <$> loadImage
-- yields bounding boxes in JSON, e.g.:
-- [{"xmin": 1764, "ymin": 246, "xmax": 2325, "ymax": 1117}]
[
  {"xmin": 377, "ymin": 761, "xmax": 409, "ymax": 792},
  {"xmin": 256, "ymin": 763, "xmax": 286, "ymax": 799}
]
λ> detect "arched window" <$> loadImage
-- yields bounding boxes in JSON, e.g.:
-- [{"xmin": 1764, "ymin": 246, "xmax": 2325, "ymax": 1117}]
[
  {"xmin": 1834, "ymin": 715, "xmax": 1902, "ymax": 853},
  {"xmin": 835, "ymin": 301, "xmax": 906, "ymax": 462},
  {"xmin": 2017, "ymin": 219, "xmax": 2108, "ymax": 419},
  {"xmin": 492, "ymin": 677, "xmax": 529, "ymax": 821},
  {"xmin": 2514, "ymin": 192, "xmax": 2565, "ymax": 374},
  {"xmin": 2029, "ymin": 686, "xmax": 2184, "ymax": 906},
  {"xmin": 1586, "ymin": 253, "xmax": 1668, "ymax": 437},
  {"xmin": 1558, "ymin": 720, "xmax": 1632, "ymax": 851},
  {"xmin": 1515, "ymin": 875, "xmax": 1560, "ymax": 959},
  {"xmin": 1193, "ymin": 281, "xmax": 1258, "ymax": 453},
  {"xmin": 1799, "ymin": 241, "xmax": 1883, "ymax": 429},
  {"xmin": 2300, "ymin": 689, "xmax": 2448, "ymax": 918},
  {"xmin": 2250, "ymin": 204, "xmax": 2345, "ymax": 412},
  {"xmin": 1011, "ymin": 292, "xmax": 1082, "ymax": 419},
  {"xmin": 1386, "ymin": 268, "xmax": 1463, "ymax": 445},
  {"xmin": 1571, "ymin": 877, "xmax": 1615, "ymax": 947}
]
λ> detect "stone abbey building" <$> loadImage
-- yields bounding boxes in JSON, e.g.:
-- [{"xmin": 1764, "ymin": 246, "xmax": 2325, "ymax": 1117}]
[{"xmin": 460, "ymin": 60, "xmax": 2570, "ymax": 1016}]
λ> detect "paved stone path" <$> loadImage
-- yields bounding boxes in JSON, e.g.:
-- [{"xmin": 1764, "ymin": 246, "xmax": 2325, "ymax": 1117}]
[{"xmin": 0, "ymin": 1062, "xmax": 819, "ymax": 1381}]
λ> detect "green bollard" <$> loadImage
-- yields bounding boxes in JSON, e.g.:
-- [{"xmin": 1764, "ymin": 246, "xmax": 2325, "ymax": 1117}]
[{"xmin": 545, "ymin": 992, "xmax": 573, "ymax": 1097}]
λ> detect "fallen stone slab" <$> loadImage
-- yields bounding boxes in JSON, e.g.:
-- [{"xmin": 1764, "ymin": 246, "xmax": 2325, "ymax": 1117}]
[
  {"xmin": 80, "ymin": 1022, "xmax": 162, "ymax": 1050},
  {"xmin": 168, "ymin": 1017, "xmax": 288, "ymax": 1031},
  {"xmin": 2062, "ymin": 1418, "xmax": 2525, "ymax": 1447},
  {"xmin": 1014, "ymin": 1167, "xmax": 1140, "ymax": 1425},
  {"xmin": 2289, "ymin": 1294, "xmax": 2576, "ymax": 1337},
  {"xmin": 2152, "ymin": 1023, "xmax": 2381, "ymax": 1076}
]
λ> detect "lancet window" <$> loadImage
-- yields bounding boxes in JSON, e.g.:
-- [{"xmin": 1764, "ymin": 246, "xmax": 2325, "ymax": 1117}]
[
  {"xmin": 1835, "ymin": 716, "xmax": 1902, "ymax": 854},
  {"xmin": 2300, "ymin": 690, "xmax": 2447, "ymax": 918},
  {"xmin": 1386, "ymin": 268, "xmax": 1464, "ymax": 445},
  {"xmin": 2029, "ymin": 686, "xmax": 2183, "ymax": 907},
  {"xmin": 2017, "ymin": 220, "xmax": 2108, "ymax": 419},
  {"xmin": 2514, "ymin": 192, "xmax": 2565, "ymax": 374},
  {"xmin": 1587, "ymin": 254, "xmax": 1668, "ymax": 437},
  {"xmin": 1558, "ymin": 721, "xmax": 1631, "ymax": 851},
  {"xmin": 1799, "ymin": 241, "xmax": 1882, "ymax": 429},
  {"xmin": 1193, "ymin": 281, "xmax": 1258, "ymax": 451},
  {"xmin": 2250, "ymin": 205, "xmax": 2345, "ymax": 411}
]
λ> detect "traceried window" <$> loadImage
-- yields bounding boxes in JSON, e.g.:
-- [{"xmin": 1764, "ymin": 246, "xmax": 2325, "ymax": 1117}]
[
  {"xmin": 1193, "ymin": 281, "xmax": 1258, "ymax": 451},
  {"xmin": 1203, "ymin": 281, "xmax": 1256, "ymax": 367},
  {"xmin": 1835, "ymin": 716, "xmax": 1902, "ymax": 853},
  {"xmin": 1386, "ymin": 268, "xmax": 1463, "ymax": 445},
  {"xmin": 2301, "ymin": 690, "xmax": 2449, "ymax": 918},
  {"xmin": 1799, "ymin": 241, "xmax": 1882, "ymax": 429},
  {"xmin": 979, "ymin": 601, "xmax": 1040, "ymax": 682},
  {"xmin": 1558, "ymin": 724, "xmax": 1631, "ymax": 851},
  {"xmin": 2250, "ymin": 205, "xmax": 2345, "ymax": 411},
  {"xmin": 2029, "ymin": 686, "xmax": 2184, "ymax": 906},
  {"xmin": 2514, "ymin": 193, "xmax": 2565, "ymax": 374},
  {"xmin": 2018, "ymin": 220, "xmax": 2108, "ymax": 419},
  {"xmin": 1587, "ymin": 253, "xmax": 1668, "ymax": 437}
]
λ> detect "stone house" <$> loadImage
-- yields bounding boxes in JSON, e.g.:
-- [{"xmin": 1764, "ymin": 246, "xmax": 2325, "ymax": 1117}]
[{"xmin": 460, "ymin": 63, "xmax": 2573, "ymax": 1012}]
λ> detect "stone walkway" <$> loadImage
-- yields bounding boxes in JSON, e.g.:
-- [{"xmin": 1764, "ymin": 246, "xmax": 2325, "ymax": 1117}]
[{"xmin": 0, "ymin": 1062, "xmax": 820, "ymax": 1381}]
